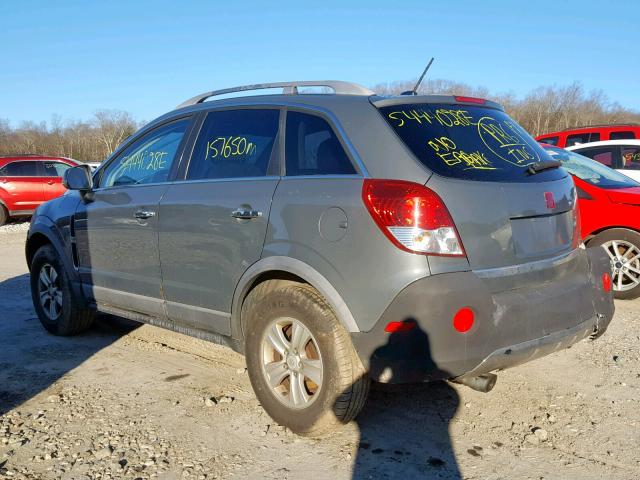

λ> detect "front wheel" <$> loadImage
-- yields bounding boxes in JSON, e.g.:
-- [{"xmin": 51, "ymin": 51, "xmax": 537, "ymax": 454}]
[
  {"xmin": 30, "ymin": 244, "xmax": 95, "ymax": 335},
  {"xmin": 243, "ymin": 281, "xmax": 369, "ymax": 436},
  {"xmin": 588, "ymin": 228, "xmax": 640, "ymax": 300}
]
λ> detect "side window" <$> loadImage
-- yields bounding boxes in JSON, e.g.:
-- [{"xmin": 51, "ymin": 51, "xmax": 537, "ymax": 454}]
[
  {"xmin": 566, "ymin": 132, "xmax": 600, "ymax": 147},
  {"xmin": 577, "ymin": 147, "xmax": 616, "ymax": 167},
  {"xmin": 539, "ymin": 136, "xmax": 559, "ymax": 146},
  {"xmin": 2, "ymin": 161, "xmax": 41, "ymax": 176},
  {"xmin": 285, "ymin": 111, "xmax": 356, "ymax": 176},
  {"xmin": 43, "ymin": 162, "xmax": 72, "ymax": 177},
  {"xmin": 100, "ymin": 119, "xmax": 190, "ymax": 188},
  {"xmin": 187, "ymin": 109, "xmax": 279, "ymax": 180},
  {"xmin": 622, "ymin": 146, "xmax": 640, "ymax": 170},
  {"xmin": 610, "ymin": 131, "xmax": 635, "ymax": 140}
]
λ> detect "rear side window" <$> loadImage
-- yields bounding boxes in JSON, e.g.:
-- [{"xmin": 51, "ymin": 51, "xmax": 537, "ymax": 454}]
[
  {"xmin": 379, "ymin": 103, "xmax": 564, "ymax": 182},
  {"xmin": 576, "ymin": 146, "xmax": 617, "ymax": 167},
  {"xmin": 622, "ymin": 146, "xmax": 640, "ymax": 170},
  {"xmin": 610, "ymin": 131, "xmax": 635, "ymax": 140},
  {"xmin": 0, "ymin": 161, "xmax": 41, "ymax": 176},
  {"xmin": 43, "ymin": 161, "xmax": 72, "ymax": 177},
  {"xmin": 285, "ymin": 111, "xmax": 356, "ymax": 176},
  {"xmin": 545, "ymin": 146, "xmax": 639, "ymax": 189},
  {"xmin": 566, "ymin": 132, "xmax": 600, "ymax": 147},
  {"xmin": 539, "ymin": 136, "xmax": 559, "ymax": 146},
  {"xmin": 188, "ymin": 109, "xmax": 279, "ymax": 180}
]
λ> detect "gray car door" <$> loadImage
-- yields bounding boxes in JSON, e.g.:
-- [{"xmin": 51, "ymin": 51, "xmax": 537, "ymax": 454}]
[
  {"xmin": 158, "ymin": 108, "xmax": 281, "ymax": 335},
  {"xmin": 74, "ymin": 118, "xmax": 192, "ymax": 317}
]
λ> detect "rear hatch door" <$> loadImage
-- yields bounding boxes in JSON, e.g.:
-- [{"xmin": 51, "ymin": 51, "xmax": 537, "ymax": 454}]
[{"xmin": 375, "ymin": 99, "xmax": 577, "ymax": 270}]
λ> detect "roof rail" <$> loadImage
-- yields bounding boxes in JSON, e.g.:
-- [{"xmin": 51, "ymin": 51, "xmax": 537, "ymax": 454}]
[
  {"xmin": 176, "ymin": 81, "xmax": 375, "ymax": 109},
  {"xmin": 561, "ymin": 123, "xmax": 640, "ymax": 131}
]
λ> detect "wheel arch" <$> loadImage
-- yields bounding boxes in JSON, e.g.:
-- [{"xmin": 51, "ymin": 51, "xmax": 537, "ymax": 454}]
[
  {"xmin": 585, "ymin": 225, "xmax": 640, "ymax": 245},
  {"xmin": 26, "ymin": 219, "xmax": 75, "ymax": 277},
  {"xmin": 25, "ymin": 232, "xmax": 53, "ymax": 270},
  {"xmin": 231, "ymin": 256, "xmax": 360, "ymax": 348}
]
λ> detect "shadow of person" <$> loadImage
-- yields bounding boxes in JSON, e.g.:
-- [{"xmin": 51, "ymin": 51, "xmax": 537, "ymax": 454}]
[{"xmin": 344, "ymin": 319, "xmax": 461, "ymax": 479}]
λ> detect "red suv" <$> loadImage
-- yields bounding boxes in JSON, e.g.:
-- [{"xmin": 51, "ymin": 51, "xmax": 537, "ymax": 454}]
[
  {"xmin": 536, "ymin": 124, "xmax": 640, "ymax": 148},
  {"xmin": 0, "ymin": 155, "xmax": 80, "ymax": 225}
]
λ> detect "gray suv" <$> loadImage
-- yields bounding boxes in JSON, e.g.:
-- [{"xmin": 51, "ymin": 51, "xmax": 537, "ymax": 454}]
[{"xmin": 26, "ymin": 81, "xmax": 614, "ymax": 436}]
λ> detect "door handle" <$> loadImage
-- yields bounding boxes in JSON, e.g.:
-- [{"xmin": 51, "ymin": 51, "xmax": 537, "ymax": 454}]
[
  {"xmin": 134, "ymin": 210, "xmax": 156, "ymax": 220},
  {"xmin": 231, "ymin": 208, "xmax": 263, "ymax": 220}
]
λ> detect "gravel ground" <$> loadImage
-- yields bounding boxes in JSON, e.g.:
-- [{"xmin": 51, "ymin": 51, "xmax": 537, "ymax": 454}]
[
  {"xmin": 0, "ymin": 220, "xmax": 30, "ymax": 235},
  {"xmin": 1, "ymin": 229, "xmax": 639, "ymax": 479}
]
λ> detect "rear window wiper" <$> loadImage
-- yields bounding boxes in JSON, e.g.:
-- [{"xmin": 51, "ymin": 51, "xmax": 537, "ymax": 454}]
[{"xmin": 527, "ymin": 160, "xmax": 562, "ymax": 175}]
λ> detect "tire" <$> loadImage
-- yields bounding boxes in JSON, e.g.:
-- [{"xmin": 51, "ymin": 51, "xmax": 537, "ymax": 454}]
[
  {"xmin": 0, "ymin": 204, "xmax": 8, "ymax": 226},
  {"xmin": 588, "ymin": 228, "xmax": 640, "ymax": 300},
  {"xmin": 243, "ymin": 280, "xmax": 369, "ymax": 436},
  {"xmin": 30, "ymin": 244, "xmax": 95, "ymax": 335}
]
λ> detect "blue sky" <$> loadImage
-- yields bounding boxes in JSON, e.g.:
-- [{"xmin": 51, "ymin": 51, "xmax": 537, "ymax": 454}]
[{"xmin": 1, "ymin": 0, "xmax": 638, "ymax": 125}]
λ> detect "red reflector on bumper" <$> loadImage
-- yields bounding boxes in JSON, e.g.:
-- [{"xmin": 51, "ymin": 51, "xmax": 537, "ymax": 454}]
[
  {"xmin": 602, "ymin": 272, "xmax": 612, "ymax": 293},
  {"xmin": 453, "ymin": 307, "xmax": 474, "ymax": 333},
  {"xmin": 384, "ymin": 320, "xmax": 417, "ymax": 333}
]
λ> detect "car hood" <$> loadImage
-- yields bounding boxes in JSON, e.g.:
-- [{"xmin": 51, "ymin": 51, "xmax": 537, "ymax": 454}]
[{"xmin": 606, "ymin": 186, "xmax": 640, "ymax": 205}]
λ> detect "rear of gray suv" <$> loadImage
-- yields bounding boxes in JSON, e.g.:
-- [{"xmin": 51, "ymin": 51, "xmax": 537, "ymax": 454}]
[{"xmin": 26, "ymin": 81, "xmax": 614, "ymax": 436}]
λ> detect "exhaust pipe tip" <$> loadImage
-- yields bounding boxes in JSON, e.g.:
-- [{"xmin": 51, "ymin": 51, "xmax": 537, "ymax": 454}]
[{"xmin": 452, "ymin": 373, "xmax": 497, "ymax": 393}]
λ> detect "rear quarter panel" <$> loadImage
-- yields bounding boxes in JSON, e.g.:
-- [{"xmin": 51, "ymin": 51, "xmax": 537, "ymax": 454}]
[{"xmin": 263, "ymin": 177, "xmax": 431, "ymax": 332}]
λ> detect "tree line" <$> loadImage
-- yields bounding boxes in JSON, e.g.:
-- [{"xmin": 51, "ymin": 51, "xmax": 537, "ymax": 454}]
[
  {"xmin": 1, "ymin": 81, "xmax": 639, "ymax": 162},
  {"xmin": 0, "ymin": 110, "xmax": 140, "ymax": 163}
]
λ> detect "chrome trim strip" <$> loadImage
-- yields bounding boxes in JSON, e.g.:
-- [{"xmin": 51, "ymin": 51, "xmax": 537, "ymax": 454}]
[{"xmin": 474, "ymin": 248, "xmax": 581, "ymax": 279}]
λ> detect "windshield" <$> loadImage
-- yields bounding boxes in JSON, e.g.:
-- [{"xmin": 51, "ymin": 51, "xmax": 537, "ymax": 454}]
[
  {"xmin": 544, "ymin": 146, "xmax": 640, "ymax": 189},
  {"xmin": 378, "ymin": 103, "xmax": 565, "ymax": 183}
]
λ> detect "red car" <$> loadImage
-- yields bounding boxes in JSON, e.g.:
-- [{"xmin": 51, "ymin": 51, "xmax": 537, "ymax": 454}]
[
  {"xmin": 537, "ymin": 124, "xmax": 640, "ymax": 148},
  {"xmin": 542, "ymin": 144, "xmax": 640, "ymax": 299},
  {"xmin": 0, "ymin": 155, "xmax": 80, "ymax": 226}
]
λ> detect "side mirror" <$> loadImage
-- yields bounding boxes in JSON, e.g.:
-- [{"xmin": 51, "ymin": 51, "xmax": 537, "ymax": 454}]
[{"xmin": 63, "ymin": 165, "xmax": 93, "ymax": 192}]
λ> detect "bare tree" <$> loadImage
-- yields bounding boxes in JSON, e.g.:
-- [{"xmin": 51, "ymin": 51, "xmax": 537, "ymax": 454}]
[{"xmin": 92, "ymin": 110, "xmax": 138, "ymax": 157}]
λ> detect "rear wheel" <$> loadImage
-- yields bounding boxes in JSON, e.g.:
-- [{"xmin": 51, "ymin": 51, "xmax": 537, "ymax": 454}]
[
  {"xmin": 30, "ymin": 244, "xmax": 95, "ymax": 335},
  {"xmin": 0, "ymin": 205, "xmax": 8, "ymax": 226},
  {"xmin": 243, "ymin": 280, "xmax": 369, "ymax": 436},
  {"xmin": 588, "ymin": 228, "xmax": 640, "ymax": 300}
]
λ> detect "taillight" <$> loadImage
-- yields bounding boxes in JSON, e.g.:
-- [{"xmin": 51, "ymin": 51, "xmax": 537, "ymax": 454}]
[
  {"xmin": 362, "ymin": 179, "xmax": 465, "ymax": 256},
  {"xmin": 572, "ymin": 201, "xmax": 582, "ymax": 248}
]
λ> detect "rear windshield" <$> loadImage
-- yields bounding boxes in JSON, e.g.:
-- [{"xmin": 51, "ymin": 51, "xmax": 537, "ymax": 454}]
[
  {"xmin": 544, "ymin": 146, "xmax": 640, "ymax": 189},
  {"xmin": 379, "ymin": 103, "xmax": 566, "ymax": 183}
]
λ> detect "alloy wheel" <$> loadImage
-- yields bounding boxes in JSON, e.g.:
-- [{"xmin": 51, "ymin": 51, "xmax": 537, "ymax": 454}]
[
  {"xmin": 38, "ymin": 263, "xmax": 63, "ymax": 321},
  {"xmin": 260, "ymin": 317, "xmax": 323, "ymax": 409},
  {"xmin": 602, "ymin": 240, "xmax": 640, "ymax": 292}
]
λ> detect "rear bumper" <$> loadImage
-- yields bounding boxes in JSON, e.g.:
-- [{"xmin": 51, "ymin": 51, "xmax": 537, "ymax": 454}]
[
  {"xmin": 455, "ymin": 312, "xmax": 607, "ymax": 381},
  {"xmin": 351, "ymin": 246, "xmax": 614, "ymax": 383}
]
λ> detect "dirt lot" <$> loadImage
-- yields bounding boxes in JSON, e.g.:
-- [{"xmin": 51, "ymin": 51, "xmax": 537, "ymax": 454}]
[{"xmin": 1, "ymin": 223, "xmax": 639, "ymax": 480}]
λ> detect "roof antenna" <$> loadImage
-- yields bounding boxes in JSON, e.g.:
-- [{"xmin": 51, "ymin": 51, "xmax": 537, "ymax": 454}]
[{"xmin": 401, "ymin": 57, "xmax": 435, "ymax": 96}]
